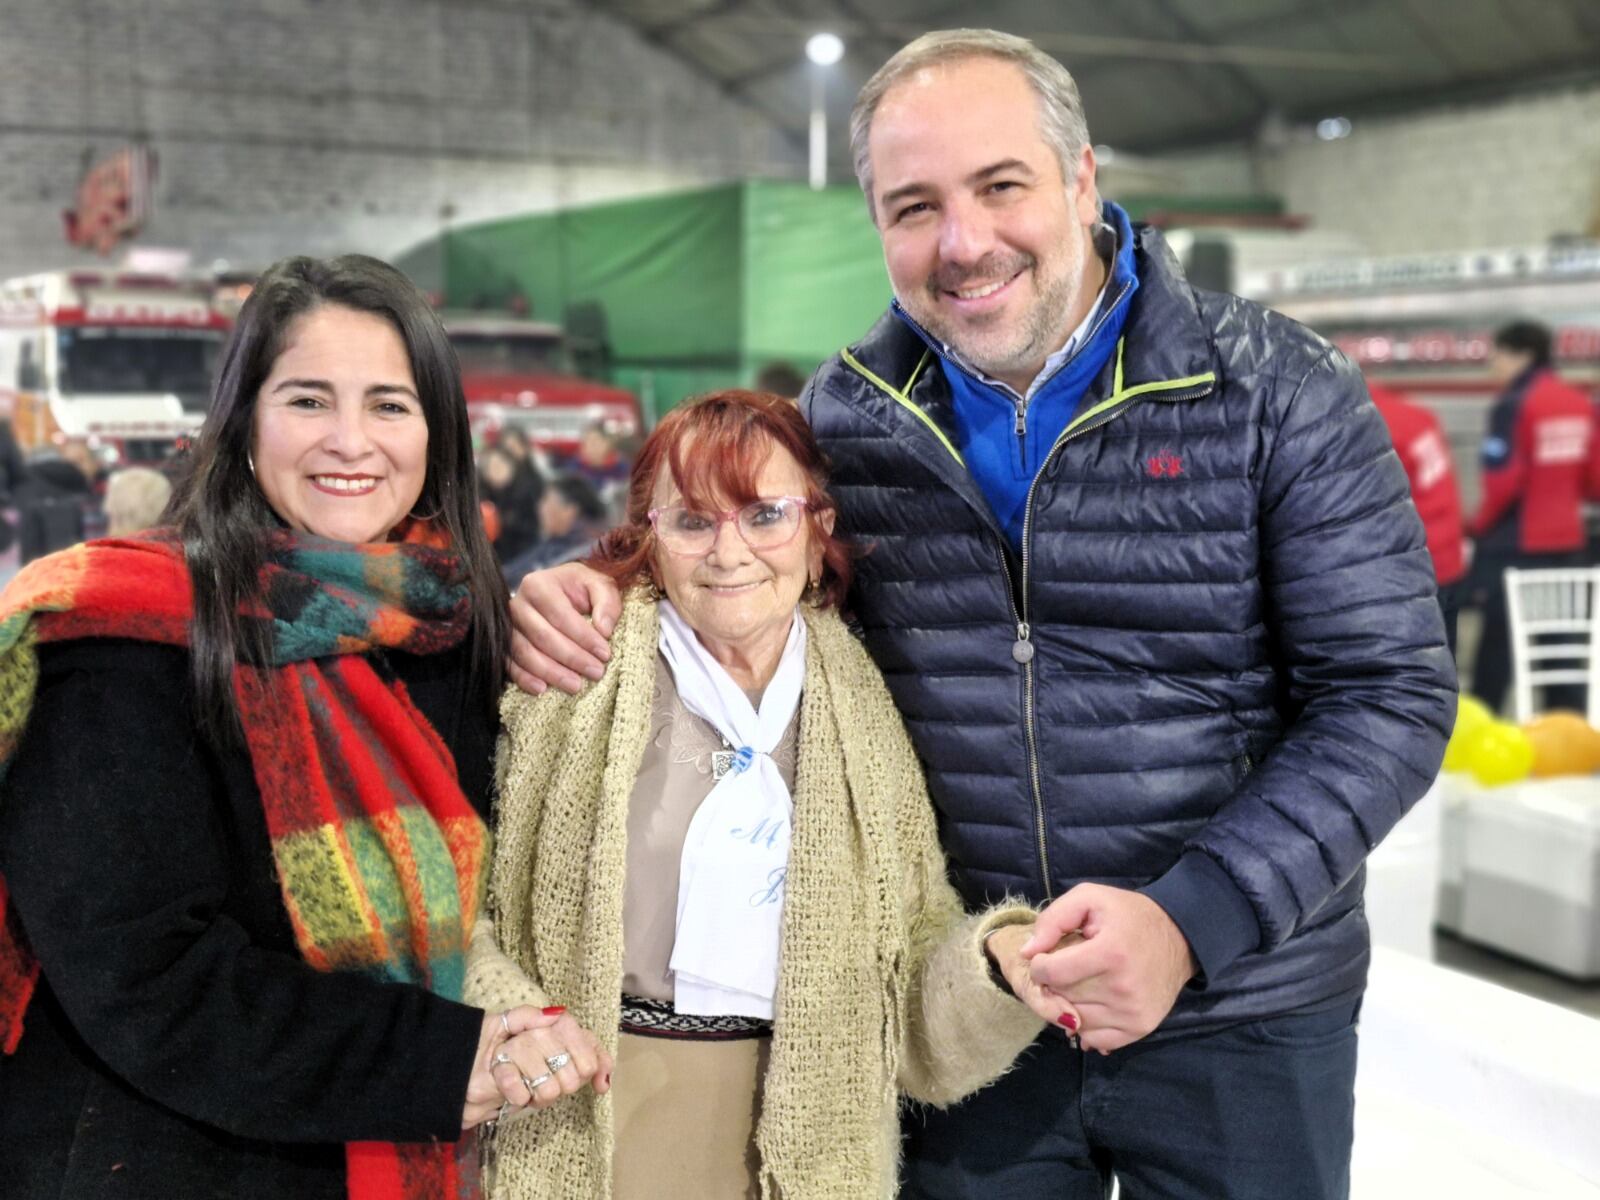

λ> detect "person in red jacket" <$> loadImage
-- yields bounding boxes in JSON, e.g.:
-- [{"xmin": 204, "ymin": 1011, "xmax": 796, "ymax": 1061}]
[
  {"xmin": 1371, "ymin": 382, "xmax": 1467, "ymax": 654},
  {"xmin": 1467, "ymin": 320, "xmax": 1597, "ymax": 710}
]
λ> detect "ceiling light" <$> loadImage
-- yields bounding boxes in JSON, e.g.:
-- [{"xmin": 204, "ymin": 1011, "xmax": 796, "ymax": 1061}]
[
  {"xmin": 1316, "ymin": 116, "xmax": 1352, "ymax": 141},
  {"xmin": 806, "ymin": 32, "xmax": 844, "ymax": 66}
]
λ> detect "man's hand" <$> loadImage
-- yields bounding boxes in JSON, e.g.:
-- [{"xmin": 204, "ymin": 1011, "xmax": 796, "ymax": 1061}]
[
  {"xmin": 507, "ymin": 562, "xmax": 623, "ymax": 695},
  {"xmin": 1020, "ymin": 884, "xmax": 1196, "ymax": 1055}
]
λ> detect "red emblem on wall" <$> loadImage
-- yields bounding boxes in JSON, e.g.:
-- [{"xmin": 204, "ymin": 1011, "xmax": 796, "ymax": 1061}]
[{"xmin": 62, "ymin": 145, "xmax": 158, "ymax": 257}]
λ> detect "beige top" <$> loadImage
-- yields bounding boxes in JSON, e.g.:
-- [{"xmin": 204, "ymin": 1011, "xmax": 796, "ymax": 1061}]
[
  {"xmin": 620, "ymin": 653, "xmax": 799, "ymax": 1003},
  {"xmin": 467, "ymin": 597, "xmax": 1046, "ymax": 1199}
]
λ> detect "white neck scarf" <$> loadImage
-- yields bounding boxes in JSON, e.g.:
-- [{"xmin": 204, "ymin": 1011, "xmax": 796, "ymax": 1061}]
[{"xmin": 657, "ymin": 599, "xmax": 807, "ymax": 1018}]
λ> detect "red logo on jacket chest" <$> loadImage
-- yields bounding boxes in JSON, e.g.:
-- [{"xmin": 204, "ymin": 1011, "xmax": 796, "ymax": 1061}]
[{"xmin": 1146, "ymin": 451, "xmax": 1184, "ymax": 478}]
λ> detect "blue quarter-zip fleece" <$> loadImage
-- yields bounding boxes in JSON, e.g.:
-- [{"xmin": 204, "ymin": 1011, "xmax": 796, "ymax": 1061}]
[{"xmin": 896, "ymin": 201, "xmax": 1140, "ymax": 551}]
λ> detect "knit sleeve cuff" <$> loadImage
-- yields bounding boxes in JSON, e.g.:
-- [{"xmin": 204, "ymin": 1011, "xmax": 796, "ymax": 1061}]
[
  {"xmin": 896, "ymin": 903, "xmax": 1047, "ymax": 1109},
  {"xmin": 1138, "ymin": 851, "xmax": 1261, "ymax": 988},
  {"xmin": 463, "ymin": 917, "xmax": 550, "ymax": 1012}
]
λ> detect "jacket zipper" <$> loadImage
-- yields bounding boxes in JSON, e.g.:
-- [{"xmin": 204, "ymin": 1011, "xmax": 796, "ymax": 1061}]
[
  {"xmin": 1011, "ymin": 277, "xmax": 1134, "ymax": 444},
  {"xmin": 1014, "ymin": 379, "xmax": 1215, "ymax": 899},
  {"xmin": 841, "ymin": 343, "xmax": 1213, "ymax": 903}
]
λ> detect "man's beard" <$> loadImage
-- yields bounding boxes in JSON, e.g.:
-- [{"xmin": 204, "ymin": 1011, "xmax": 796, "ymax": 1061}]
[{"xmin": 907, "ymin": 243, "xmax": 1083, "ymax": 386}]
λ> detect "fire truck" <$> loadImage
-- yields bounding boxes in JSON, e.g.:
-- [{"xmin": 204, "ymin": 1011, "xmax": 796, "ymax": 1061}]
[
  {"xmin": 0, "ymin": 269, "xmax": 229, "ymax": 464},
  {"xmin": 442, "ymin": 314, "xmax": 642, "ymax": 456}
]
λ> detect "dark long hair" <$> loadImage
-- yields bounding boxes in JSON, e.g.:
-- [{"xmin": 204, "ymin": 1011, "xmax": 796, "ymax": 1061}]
[{"xmin": 164, "ymin": 254, "xmax": 507, "ymax": 747}]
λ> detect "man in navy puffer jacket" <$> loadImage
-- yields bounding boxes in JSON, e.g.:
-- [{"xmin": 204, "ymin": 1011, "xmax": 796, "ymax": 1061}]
[{"xmin": 508, "ymin": 29, "xmax": 1455, "ymax": 1200}]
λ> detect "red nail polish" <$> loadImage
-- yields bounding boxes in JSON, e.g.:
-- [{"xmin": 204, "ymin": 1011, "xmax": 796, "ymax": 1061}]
[
  {"xmin": 542, "ymin": 1005, "xmax": 566, "ymax": 1016},
  {"xmin": 1058, "ymin": 1013, "xmax": 1078, "ymax": 1031}
]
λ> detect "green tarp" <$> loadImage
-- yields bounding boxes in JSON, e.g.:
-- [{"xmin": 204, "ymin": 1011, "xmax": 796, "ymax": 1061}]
[{"xmin": 397, "ymin": 181, "xmax": 894, "ymax": 418}]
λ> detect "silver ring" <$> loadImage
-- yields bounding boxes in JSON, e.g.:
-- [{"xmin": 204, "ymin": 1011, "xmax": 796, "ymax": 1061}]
[
  {"xmin": 545, "ymin": 1052, "xmax": 571, "ymax": 1072},
  {"xmin": 499, "ymin": 1010, "xmax": 512, "ymax": 1037},
  {"xmin": 491, "ymin": 1050, "xmax": 514, "ymax": 1068},
  {"xmin": 521, "ymin": 1072, "xmax": 554, "ymax": 1095}
]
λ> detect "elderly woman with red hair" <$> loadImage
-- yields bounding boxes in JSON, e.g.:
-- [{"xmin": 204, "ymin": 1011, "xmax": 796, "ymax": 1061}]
[{"xmin": 465, "ymin": 390, "xmax": 1077, "ymax": 1199}]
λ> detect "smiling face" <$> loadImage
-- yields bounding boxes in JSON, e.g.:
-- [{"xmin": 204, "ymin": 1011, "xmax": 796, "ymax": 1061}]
[
  {"xmin": 250, "ymin": 304, "xmax": 429, "ymax": 544},
  {"xmin": 868, "ymin": 56, "xmax": 1103, "ymax": 393},
  {"xmin": 650, "ymin": 438, "xmax": 824, "ymax": 669}
]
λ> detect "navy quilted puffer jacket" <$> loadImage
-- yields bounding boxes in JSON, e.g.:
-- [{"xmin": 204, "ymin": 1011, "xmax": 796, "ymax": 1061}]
[{"xmin": 800, "ymin": 226, "xmax": 1456, "ymax": 1032}]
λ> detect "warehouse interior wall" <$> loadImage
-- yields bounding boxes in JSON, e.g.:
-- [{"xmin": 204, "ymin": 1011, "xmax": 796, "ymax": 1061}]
[
  {"xmin": 1147, "ymin": 81, "xmax": 1600, "ymax": 256},
  {"xmin": 0, "ymin": 0, "xmax": 804, "ymax": 281}
]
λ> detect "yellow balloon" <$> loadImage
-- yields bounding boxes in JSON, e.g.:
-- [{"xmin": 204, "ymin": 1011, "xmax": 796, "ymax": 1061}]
[
  {"xmin": 1456, "ymin": 694, "xmax": 1494, "ymax": 735},
  {"xmin": 1464, "ymin": 722, "xmax": 1535, "ymax": 786},
  {"xmin": 1442, "ymin": 694, "xmax": 1496, "ymax": 773}
]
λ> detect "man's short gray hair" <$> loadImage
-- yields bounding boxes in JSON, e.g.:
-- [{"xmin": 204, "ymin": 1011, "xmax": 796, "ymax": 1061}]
[{"xmin": 849, "ymin": 29, "xmax": 1093, "ymax": 223}]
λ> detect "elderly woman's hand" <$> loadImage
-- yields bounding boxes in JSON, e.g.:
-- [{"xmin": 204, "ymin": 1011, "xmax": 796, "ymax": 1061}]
[
  {"xmin": 985, "ymin": 924, "xmax": 1084, "ymax": 1036},
  {"xmin": 484, "ymin": 1007, "xmax": 613, "ymax": 1114}
]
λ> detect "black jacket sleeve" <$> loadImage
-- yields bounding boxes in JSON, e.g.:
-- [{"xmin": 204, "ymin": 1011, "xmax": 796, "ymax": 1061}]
[
  {"xmin": 0, "ymin": 641, "xmax": 485, "ymax": 1145},
  {"xmin": 1178, "ymin": 348, "xmax": 1458, "ymax": 954}
]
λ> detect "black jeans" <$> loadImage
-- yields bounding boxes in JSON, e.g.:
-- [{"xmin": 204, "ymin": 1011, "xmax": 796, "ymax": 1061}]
[{"xmin": 901, "ymin": 1003, "xmax": 1360, "ymax": 1200}]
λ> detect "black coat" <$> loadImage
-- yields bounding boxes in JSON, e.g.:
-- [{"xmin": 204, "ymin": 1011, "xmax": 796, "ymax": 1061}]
[
  {"xmin": 0, "ymin": 639, "xmax": 496, "ymax": 1199},
  {"xmin": 801, "ymin": 224, "xmax": 1456, "ymax": 1033},
  {"xmin": 486, "ymin": 462, "xmax": 545, "ymax": 564}
]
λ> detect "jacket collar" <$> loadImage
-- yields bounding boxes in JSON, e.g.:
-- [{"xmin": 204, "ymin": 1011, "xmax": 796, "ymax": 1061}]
[{"xmin": 1113, "ymin": 222, "xmax": 1216, "ymax": 392}]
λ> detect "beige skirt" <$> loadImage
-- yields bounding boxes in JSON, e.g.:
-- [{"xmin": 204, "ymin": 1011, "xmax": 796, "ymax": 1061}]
[{"xmin": 611, "ymin": 1031, "xmax": 770, "ymax": 1199}]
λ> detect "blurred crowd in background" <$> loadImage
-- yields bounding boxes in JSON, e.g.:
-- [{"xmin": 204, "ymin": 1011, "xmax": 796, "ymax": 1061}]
[
  {"xmin": 0, "ymin": 359, "xmax": 824, "ymax": 599},
  {"xmin": 2, "ymin": 322, "xmax": 1595, "ymax": 700}
]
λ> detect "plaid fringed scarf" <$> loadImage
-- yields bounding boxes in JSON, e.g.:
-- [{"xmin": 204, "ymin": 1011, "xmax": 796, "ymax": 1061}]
[{"xmin": 0, "ymin": 529, "xmax": 489, "ymax": 1200}]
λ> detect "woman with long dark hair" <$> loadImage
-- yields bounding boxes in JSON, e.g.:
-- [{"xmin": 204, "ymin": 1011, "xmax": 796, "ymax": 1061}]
[{"xmin": 0, "ymin": 255, "xmax": 607, "ymax": 1199}]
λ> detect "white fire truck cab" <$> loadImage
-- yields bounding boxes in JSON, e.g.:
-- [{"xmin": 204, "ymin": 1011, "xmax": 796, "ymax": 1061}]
[{"xmin": 0, "ymin": 269, "xmax": 229, "ymax": 465}]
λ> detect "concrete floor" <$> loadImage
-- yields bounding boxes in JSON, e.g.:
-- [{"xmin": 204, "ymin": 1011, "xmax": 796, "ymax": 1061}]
[{"xmin": 1434, "ymin": 930, "xmax": 1600, "ymax": 1019}]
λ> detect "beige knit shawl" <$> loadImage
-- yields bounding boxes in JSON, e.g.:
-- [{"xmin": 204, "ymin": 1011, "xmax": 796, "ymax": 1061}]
[{"xmin": 473, "ymin": 594, "xmax": 1043, "ymax": 1199}]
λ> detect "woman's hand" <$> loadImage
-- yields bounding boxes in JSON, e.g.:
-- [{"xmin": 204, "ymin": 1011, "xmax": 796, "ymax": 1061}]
[
  {"xmin": 985, "ymin": 924, "xmax": 1083, "ymax": 1037},
  {"xmin": 469, "ymin": 1006, "xmax": 613, "ymax": 1128},
  {"xmin": 506, "ymin": 562, "xmax": 622, "ymax": 696},
  {"xmin": 463, "ymin": 1006, "xmax": 612, "ymax": 1128},
  {"xmin": 464, "ymin": 1006, "xmax": 560, "ymax": 1128}
]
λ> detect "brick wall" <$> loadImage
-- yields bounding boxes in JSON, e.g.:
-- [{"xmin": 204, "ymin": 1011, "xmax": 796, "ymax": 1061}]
[
  {"xmin": 0, "ymin": 0, "xmax": 802, "ymax": 280},
  {"xmin": 1146, "ymin": 84, "xmax": 1600, "ymax": 255}
]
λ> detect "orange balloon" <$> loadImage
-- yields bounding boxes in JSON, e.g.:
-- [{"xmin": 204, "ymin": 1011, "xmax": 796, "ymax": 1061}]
[{"xmin": 1522, "ymin": 710, "xmax": 1600, "ymax": 777}]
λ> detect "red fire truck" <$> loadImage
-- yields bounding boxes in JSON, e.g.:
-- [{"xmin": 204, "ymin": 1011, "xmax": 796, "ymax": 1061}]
[
  {"xmin": 0, "ymin": 269, "xmax": 228, "ymax": 464},
  {"xmin": 442, "ymin": 314, "xmax": 642, "ymax": 456}
]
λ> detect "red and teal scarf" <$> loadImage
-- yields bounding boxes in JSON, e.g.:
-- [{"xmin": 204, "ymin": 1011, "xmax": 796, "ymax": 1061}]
[{"xmin": 0, "ymin": 529, "xmax": 488, "ymax": 1200}]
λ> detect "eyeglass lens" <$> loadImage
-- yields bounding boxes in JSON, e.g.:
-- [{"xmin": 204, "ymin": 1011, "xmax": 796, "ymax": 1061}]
[{"xmin": 658, "ymin": 498, "xmax": 802, "ymax": 549}]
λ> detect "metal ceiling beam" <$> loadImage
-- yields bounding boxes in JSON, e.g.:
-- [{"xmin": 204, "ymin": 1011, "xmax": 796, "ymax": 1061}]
[
  {"xmin": 583, "ymin": 0, "xmax": 811, "ymax": 155},
  {"xmin": 1205, "ymin": 0, "xmax": 1391, "ymax": 39},
  {"xmin": 1128, "ymin": 53, "xmax": 1600, "ymax": 153},
  {"xmin": 637, "ymin": 0, "xmax": 743, "ymax": 40},
  {"xmin": 589, "ymin": 11, "xmax": 1399, "ymax": 70},
  {"xmin": 1138, "ymin": 0, "xmax": 1275, "ymax": 113}
]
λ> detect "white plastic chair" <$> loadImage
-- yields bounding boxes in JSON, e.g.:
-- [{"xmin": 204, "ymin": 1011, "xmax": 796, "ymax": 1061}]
[{"xmin": 1504, "ymin": 567, "xmax": 1600, "ymax": 723}]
